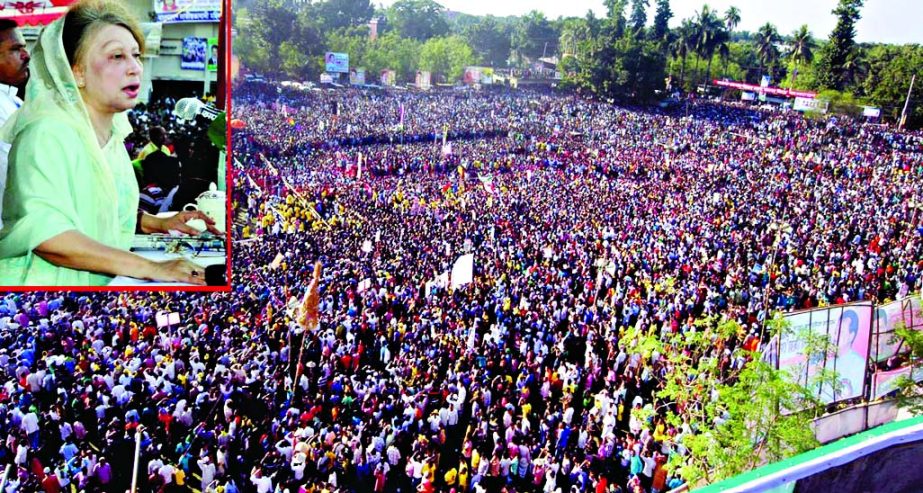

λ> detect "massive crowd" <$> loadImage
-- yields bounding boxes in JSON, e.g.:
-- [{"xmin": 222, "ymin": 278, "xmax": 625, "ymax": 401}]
[{"xmin": 1, "ymin": 83, "xmax": 921, "ymax": 493}]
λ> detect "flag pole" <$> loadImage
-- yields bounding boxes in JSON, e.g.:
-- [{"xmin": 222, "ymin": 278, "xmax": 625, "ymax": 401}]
[{"xmin": 899, "ymin": 74, "xmax": 916, "ymax": 130}]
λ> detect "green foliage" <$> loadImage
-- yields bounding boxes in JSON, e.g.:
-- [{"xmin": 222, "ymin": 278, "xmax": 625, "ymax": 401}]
[
  {"xmin": 464, "ymin": 16, "xmax": 512, "ymax": 67},
  {"xmin": 418, "ymin": 36, "xmax": 476, "ymax": 82},
  {"xmin": 860, "ymin": 44, "xmax": 923, "ymax": 127},
  {"xmin": 364, "ymin": 33, "xmax": 422, "ymax": 82},
  {"xmin": 691, "ymin": 5, "xmax": 729, "ymax": 85},
  {"xmin": 724, "ymin": 6, "xmax": 741, "ymax": 33},
  {"xmin": 279, "ymin": 41, "xmax": 310, "ymax": 78},
  {"xmin": 892, "ymin": 324, "xmax": 923, "ymax": 415},
  {"xmin": 513, "ymin": 10, "xmax": 559, "ymax": 61},
  {"xmin": 558, "ymin": 18, "xmax": 590, "ymax": 60},
  {"xmin": 816, "ymin": 89, "xmax": 865, "ymax": 117},
  {"xmin": 233, "ymin": 8, "xmax": 272, "ymax": 74},
  {"xmin": 571, "ymin": 27, "xmax": 666, "ymax": 101},
  {"xmin": 650, "ymin": 0, "xmax": 672, "ymax": 44},
  {"xmin": 315, "ymin": 0, "xmax": 374, "ymax": 31},
  {"xmin": 325, "ymin": 26, "xmax": 371, "ymax": 69},
  {"xmin": 815, "ymin": 0, "xmax": 864, "ymax": 91},
  {"xmin": 386, "ymin": 0, "xmax": 450, "ymax": 41},
  {"xmin": 629, "ymin": 0, "xmax": 649, "ymax": 35},
  {"xmin": 754, "ymin": 23, "xmax": 782, "ymax": 80}
]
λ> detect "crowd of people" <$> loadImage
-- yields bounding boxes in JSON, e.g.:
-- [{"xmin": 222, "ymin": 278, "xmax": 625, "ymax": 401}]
[{"xmin": 1, "ymin": 82, "xmax": 921, "ymax": 493}]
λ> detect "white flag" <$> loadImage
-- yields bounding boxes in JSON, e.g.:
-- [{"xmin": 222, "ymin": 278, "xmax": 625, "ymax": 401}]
[{"xmin": 451, "ymin": 254, "xmax": 474, "ymax": 288}]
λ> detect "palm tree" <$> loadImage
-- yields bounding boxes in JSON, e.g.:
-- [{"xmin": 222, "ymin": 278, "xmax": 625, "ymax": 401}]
[
  {"xmin": 754, "ymin": 22, "xmax": 781, "ymax": 81},
  {"xmin": 718, "ymin": 42, "xmax": 731, "ymax": 78},
  {"xmin": 786, "ymin": 25, "xmax": 814, "ymax": 88},
  {"xmin": 693, "ymin": 5, "xmax": 728, "ymax": 86},
  {"xmin": 724, "ymin": 6, "xmax": 741, "ymax": 35},
  {"xmin": 670, "ymin": 19, "xmax": 696, "ymax": 86},
  {"xmin": 560, "ymin": 19, "xmax": 589, "ymax": 59},
  {"xmin": 842, "ymin": 47, "xmax": 868, "ymax": 89}
]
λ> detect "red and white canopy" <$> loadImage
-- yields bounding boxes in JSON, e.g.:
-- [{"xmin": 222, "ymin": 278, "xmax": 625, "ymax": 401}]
[{"xmin": 0, "ymin": 1, "xmax": 77, "ymax": 27}]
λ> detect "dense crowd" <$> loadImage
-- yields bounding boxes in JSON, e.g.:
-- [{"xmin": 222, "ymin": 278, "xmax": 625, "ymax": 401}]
[{"xmin": 1, "ymin": 83, "xmax": 921, "ymax": 493}]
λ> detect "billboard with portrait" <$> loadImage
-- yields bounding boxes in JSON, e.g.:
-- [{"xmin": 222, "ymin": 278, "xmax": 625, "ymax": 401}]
[
  {"xmin": 463, "ymin": 67, "xmax": 481, "ymax": 85},
  {"xmin": 181, "ymin": 36, "xmax": 207, "ymax": 71},
  {"xmin": 415, "ymin": 71, "xmax": 431, "ymax": 90},
  {"xmin": 871, "ymin": 296, "xmax": 922, "ymax": 362},
  {"xmin": 206, "ymin": 37, "xmax": 219, "ymax": 72},
  {"xmin": 764, "ymin": 302, "xmax": 872, "ymax": 404},
  {"xmin": 325, "ymin": 52, "xmax": 349, "ymax": 73},
  {"xmin": 155, "ymin": 0, "xmax": 220, "ymax": 24},
  {"xmin": 380, "ymin": 69, "xmax": 396, "ymax": 87},
  {"xmin": 349, "ymin": 68, "xmax": 366, "ymax": 85}
]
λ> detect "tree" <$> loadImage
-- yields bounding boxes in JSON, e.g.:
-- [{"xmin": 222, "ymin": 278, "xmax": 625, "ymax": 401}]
[
  {"xmin": 692, "ymin": 5, "xmax": 728, "ymax": 85},
  {"xmin": 669, "ymin": 19, "xmax": 696, "ymax": 87},
  {"xmin": 815, "ymin": 0, "xmax": 864, "ymax": 91},
  {"xmin": 629, "ymin": 0, "xmax": 649, "ymax": 35},
  {"xmin": 841, "ymin": 46, "xmax": 869, "ymax": 89},
  {"xmin": 234, "ymin": 8, "xmax": 272, "ymax": 74},
  {"xmin": 603, "ymin": 0, "xmax": 629, "ymax": 38},
  {"xmin": 893, "ymin": 323, "xmax": 923, "ymax": 413},
  {"xmin": 279, "ymin": 41, "xmax": 310, "ymax": 78},
  {"xmin": 718, "ymin": 42, "xmax": 731, "ymax": 79},
  {"xmin": 315, "ymin": 0, "xmax": 374, "ymax": 31},
  {"xmin": 650, "ymin": 0, "xmax": 672, "ymax": 44},
  {"xmin": 464, "ymin": 16, "xmax": 512, "ymax": 67},
  {"xmin": 513, "ymin": 10, "xmax": 559, "ymax": 61},
  {"xmin": 250, "ymin": 0, "xmax": 304, "ymax": 65},
  {"xmin": 724, "ymin": 6, "xmax": 741, "ymax": 34},
  {"xmin": 418, "ymin": 36, "xmax": 476, "ymax": 82},
  {"xmin": 571, "ymin": 12, "xmax": 666, "ymax": 101},
  {"xmin": 363, "ymin": 33, "xmax": 422, "ymax": 82},
  {"xmin": 787, "ymin": 24, "xmax": 815, "ymax": 88},
  {"xmin": 861, "ymin": 45, "xmax": 923, "ymax": 127},
  {"xmin": 386, "ymin": 0, "xmax": 450, "ymax": 41},
  {"xmin": 754, "ymin": 22, "xmax": 781, "ymax": 80},
  {"xmin": 559, "ymin": 18, "xmax": 590, "ymax": 60}
]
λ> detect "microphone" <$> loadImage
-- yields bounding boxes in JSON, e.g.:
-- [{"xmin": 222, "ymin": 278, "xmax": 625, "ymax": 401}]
[
  {"xmin": 174, "ymin": 98, "xmax": 221, "ymax": 122},
  {"xmin": 205, "ymin": 263, "xmax": 227, "ymax": 286}
]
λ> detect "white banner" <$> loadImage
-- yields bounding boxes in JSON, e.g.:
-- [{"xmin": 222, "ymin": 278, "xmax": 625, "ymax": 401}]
[
  {"xmin": 154, "ymin": 0, "xmax": 220, "ymax": 23},
  {"xmin": 451, "ymin": 254, "xmax": 474, "ymax": 288},
  {"xmin": 793, "ymin": 97, "xmax": 829, "ymax": 113}
]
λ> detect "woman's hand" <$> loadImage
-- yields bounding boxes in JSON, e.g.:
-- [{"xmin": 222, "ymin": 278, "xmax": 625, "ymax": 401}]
[
  {"xmin": 141, "ymin": 211, "xmax": 222, "ymax": 235},
  {"xmin": 145, "ymin": 258, "xmax": 207, "ymax": 285}
]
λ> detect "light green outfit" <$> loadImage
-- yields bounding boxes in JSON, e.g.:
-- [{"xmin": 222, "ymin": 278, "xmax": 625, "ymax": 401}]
[{"xmin": 0, "ymin": 16, "xmax": 138, "ymax": 286}]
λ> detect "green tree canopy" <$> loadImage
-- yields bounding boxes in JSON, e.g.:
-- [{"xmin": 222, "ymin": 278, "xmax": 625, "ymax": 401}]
[
  {"xmin": 815, "ymin": 0, "xmax": 864, "ymax": 90},
  {"xmin": 418, "ymin": 35, "xmax": 476, "ymax": 81},
  {"xmin": 464, "ymin": 16, "xmax": 512, "ymax": 67},
  {"xmin": 386, "ymin": 0, "xmax": 450, "ymax": 41},
  {"xmin": 513, "ymin": 10, "xmax": 559, "ymax": 61}
]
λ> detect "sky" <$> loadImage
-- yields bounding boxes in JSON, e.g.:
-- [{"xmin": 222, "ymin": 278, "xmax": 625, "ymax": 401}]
[{"xmin": 376, "ymin": 0, "xmax": 923, "ymax": 45}]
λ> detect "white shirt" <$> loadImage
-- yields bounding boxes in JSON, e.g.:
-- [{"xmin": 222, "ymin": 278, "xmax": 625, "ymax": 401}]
[{"xmin": 0, "ymin": 82, "xmax": 22, "ymax": 230}]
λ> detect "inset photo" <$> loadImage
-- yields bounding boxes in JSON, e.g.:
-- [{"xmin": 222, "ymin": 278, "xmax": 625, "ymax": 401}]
[{"xmin": 0, "ymin": 0, "xmax": 230, "ymax": 288}]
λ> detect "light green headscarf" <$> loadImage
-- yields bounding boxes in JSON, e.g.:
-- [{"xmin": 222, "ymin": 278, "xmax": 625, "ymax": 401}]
[{"xmin": 0, "ymin": 13, "xmax": 138, "ymax": 285}]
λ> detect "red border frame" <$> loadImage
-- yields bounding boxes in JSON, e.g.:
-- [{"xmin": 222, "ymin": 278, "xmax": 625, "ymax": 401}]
[{"xmin": 0, "ymin": 0, "xmax": 234, "ymax": 293}]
